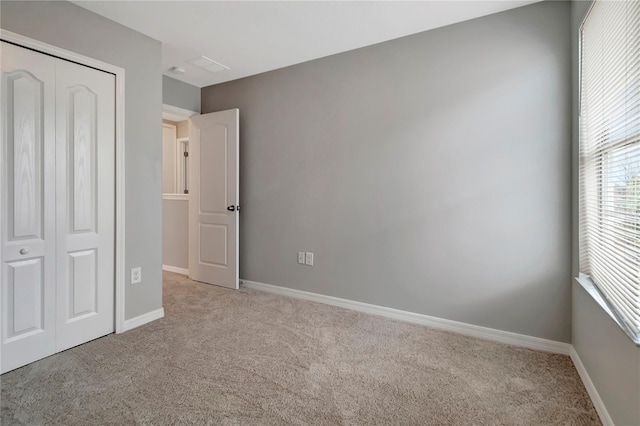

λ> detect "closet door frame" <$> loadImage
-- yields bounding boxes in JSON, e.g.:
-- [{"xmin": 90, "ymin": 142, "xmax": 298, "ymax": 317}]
[{"xmin": 0, "ymin": 30, "xmax": 127, "ymax": 334}]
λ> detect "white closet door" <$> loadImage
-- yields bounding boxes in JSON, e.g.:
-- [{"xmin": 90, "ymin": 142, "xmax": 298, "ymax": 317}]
[
  {"xmin": 55, "ymin": 59, "xmax": 115, "ymax": 352},
  {"xmin": 1, "ymin": 42, "xmax": 57, "ymax": 373}
]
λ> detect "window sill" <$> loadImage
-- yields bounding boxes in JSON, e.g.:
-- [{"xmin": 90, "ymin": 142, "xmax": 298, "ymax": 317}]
[
  {"xmin": 575, "ymin": 274, "xmax": 640, "ymax": 346},
  {"xmin": 163, "ymin": 193, "xmax": 189, "ymax": 201}
]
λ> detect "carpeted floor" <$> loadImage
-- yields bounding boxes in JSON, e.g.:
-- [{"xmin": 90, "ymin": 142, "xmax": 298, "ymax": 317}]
[{"xmin": 1, "ymin": 271, "xmax": 600, "ymax": 425}]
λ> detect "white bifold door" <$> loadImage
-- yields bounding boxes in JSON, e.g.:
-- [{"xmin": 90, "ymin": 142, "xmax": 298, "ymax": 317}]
[
  {"xmin": 189, "ymin": 110, "xmax": 239, "ymax": 289},
  {"xmin": 1, "ymin": 42, "xmax": 115, "ymax": 373}
]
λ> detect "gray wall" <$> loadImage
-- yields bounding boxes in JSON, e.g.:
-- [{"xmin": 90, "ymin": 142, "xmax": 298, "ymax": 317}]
[
  {"xmin": 573, "ymin": 285, "xmax": 640, "ymax": 425},
  {"xmin": 570, "ymin": 1, "xmax": 640, "ymax": 425},
  {"xmin": 1, "ymin": 1, "xmax": 163, "ymax": 320},
  {"xmin": 163, "ymin": 75, "xmax": 201, "ymax": 113},
  {"xmin": 162, "ymin": 200, "xmax": 189, "ymax": 270},
  {"xmin": 202, "ymin": 1, "xmax": 572, "ymax": 342}
]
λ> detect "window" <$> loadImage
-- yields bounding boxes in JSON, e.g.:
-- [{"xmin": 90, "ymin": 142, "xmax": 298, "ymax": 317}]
[{"xmin": 579, "ymin": 0, "xmax": 640, "ymax": 341}]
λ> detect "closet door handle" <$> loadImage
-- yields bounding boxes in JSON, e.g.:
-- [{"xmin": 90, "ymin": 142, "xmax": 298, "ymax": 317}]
[
  {"xmin": 227, "ymin": 205, "xmax": 236, "ymax": 212},
  {"xmin": 19, "ymin": 248, "xmax": 30, "ymax": 255}
]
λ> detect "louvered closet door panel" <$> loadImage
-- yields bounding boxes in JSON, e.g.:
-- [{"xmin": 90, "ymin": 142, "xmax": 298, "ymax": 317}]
[
  {"xmin": 55, "ymin": 58, "xmax": 115, "ymax": 352},
  {"xmin": 0, "ymin": 42, "xmax": 57, "ymax": 373}
]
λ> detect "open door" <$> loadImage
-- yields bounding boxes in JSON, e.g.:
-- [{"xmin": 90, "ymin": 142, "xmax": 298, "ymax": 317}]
[{"xmin": 188, "ymin": 109, "xmax": 239, "ymax": 289}]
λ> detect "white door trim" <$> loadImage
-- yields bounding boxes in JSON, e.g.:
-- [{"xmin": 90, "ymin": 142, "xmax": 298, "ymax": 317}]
[
  {"xmin": 162, "ymin": 103, "xmax": 198, "ymax": 122},
  {"xmin": 0, "ymin": 29, "xmax": 127, "ymax": 334}
]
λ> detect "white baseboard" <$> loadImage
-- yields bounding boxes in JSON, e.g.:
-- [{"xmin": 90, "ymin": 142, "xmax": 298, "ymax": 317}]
[
  {"xmin": 570, "ymin": 347, "xmax": 613, "ymax": 426},
  {"xmin": 162, "ymin": 265, "xmax": 189, "ymax": 275},
  {"xmin": 122, "ymin": 307, "xmax": 165, "ymax": 332},
  {"xmin": 240, "ymin": 279, "xmax": 571, "ymax": 355}
]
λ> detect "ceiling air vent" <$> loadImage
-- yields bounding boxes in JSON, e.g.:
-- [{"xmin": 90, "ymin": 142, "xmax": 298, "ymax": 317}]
[{"xmin": 187, "ymin": 55, "xmax": 229, "ymax": 74}]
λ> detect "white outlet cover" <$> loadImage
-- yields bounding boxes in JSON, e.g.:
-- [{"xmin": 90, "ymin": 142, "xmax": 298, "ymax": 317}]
[
  {"xmin": 131, "ymin": 267, "xmax": 142, "ymax": 284},
  {"xmin": 305, "ymin": 252, "xmax": 314, "ymax": 266},
  {"xmin": 298, "ymin": 252, "xmax": 305, "ymax": 264}
]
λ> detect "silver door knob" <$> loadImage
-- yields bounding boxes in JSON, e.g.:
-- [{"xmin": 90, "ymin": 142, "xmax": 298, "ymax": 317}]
[{"xmin": 19, "ymin": 248, "xmax": 29, "ymax": 255}]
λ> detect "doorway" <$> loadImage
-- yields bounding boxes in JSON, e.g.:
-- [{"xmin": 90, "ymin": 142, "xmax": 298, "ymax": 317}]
[
  {"xmin": 160, "ymin": 105, "xmax": 240, "ymax": 289},
  {"xmin": 161, "ymin": 105, "xmax": 197, "ymax": 276}
]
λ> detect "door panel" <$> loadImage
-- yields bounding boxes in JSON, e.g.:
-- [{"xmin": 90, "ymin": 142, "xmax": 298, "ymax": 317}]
[
  {"xmin": 199, "ymin": 125, "xmax": 227, "ymax": 213},
  {"xmin": 1, "ymin": 42, "xmax": 57, "ymax": 373},
  {"xmin": 6, "ymin": 258, "xmax": 44, "ymax": 339},
  {"xmin": 6, "ymin": 71, "xmax": 44, "ymax": 240},
  {"xmin": 69, "ymin": 86, "xmax": 97, "ymax": 233},
  {"xmin": 189, "ymin": 109, "xmax": 239, "ymax": 289},
  {"xmin": 68, "ymin": 249, "xmax": 97, "ymax": 320},
  {"xmin": 199, "ymin": 224, "xmax": 228, "ymax": 266},
  {"xmin": 55, "ymin": 59, "xmax": 115, "ymax": 352}
]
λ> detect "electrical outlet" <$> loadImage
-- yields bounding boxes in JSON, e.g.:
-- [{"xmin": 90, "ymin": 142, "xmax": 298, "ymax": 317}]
[
  {"xmin": 305, "ymin": 252, "xmax": 314, "ymax": 266},
  {"xmin": 131, "ymin": 267, "xmax": 142, "ymax": 284},
  {"xmin": 298, "ymin": 252, "xmax": 305, "ymax": 264}
]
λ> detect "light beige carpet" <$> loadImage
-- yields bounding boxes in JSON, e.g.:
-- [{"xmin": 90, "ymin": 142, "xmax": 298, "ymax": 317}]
[{"xmin": 1, "ymin": 271, "xmax": 600, "ymax": 425}]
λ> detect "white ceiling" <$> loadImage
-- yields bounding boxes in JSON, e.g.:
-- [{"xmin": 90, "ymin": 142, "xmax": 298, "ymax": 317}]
[{"xmin": 73, "ymin": 1, "xmax": 540, "ymax": 88}]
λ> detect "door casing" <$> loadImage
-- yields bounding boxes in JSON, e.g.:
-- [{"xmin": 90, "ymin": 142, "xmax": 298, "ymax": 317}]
[{"xmin": 0, "ymin": 30, "xmax": 128, "ymax": 334}]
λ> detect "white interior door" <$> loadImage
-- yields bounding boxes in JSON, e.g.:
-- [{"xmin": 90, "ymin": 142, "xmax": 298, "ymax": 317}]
[
  {"xmin": 1, "ymin": 42, "xmax": 57, "ymax": 373},
  {"xmin": 1, "ymin": 41, "xmax": 115, "ymax": 373},
  {"xmin": 162, "ymin": 122, "xmax": 177, "ymax": 193},
  {"xmin": 55, "ymin": 58, "xmax": 115, "ymax": 352},
  {"xmin": 189, "ymin": 109, "xmax": 239, "ymax": 289}
]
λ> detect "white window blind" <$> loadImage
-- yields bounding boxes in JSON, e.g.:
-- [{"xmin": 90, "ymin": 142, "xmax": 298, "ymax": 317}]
[{"xmin": 579, "ymin": 0, "xmax": 640, "ymax": 341}]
